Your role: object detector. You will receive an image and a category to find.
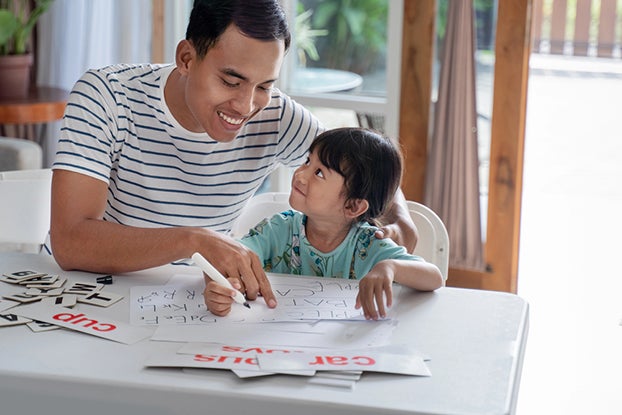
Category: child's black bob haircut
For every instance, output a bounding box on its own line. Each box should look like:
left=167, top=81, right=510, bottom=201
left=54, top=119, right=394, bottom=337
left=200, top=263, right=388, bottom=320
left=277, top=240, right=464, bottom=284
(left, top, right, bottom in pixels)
left=309, top=127, right=403, bottom=224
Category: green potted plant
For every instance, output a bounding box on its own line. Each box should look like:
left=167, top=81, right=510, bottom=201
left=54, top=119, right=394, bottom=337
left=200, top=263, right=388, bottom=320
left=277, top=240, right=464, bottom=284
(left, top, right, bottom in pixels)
left=0, top=0, right=54, bottom=99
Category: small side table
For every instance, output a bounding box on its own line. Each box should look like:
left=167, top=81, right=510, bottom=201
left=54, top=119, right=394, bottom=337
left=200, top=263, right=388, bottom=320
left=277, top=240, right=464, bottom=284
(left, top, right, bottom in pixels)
left=0, top=86, right=69, bottom=145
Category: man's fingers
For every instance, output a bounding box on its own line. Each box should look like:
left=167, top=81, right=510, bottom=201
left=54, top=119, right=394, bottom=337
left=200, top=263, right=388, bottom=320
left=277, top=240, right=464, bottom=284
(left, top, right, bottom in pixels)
left=250, top=255, right=276, bottom=308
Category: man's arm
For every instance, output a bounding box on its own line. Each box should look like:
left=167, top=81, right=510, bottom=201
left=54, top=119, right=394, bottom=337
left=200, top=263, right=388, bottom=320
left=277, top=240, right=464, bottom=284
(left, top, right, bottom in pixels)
left=374, top=188, right=419, bottom=253
left=49, top=169, right=276, bottom=305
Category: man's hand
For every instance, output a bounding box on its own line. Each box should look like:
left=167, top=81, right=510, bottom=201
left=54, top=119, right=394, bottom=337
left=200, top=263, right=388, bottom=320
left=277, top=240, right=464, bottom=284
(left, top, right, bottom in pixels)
left=199, top=231, right=277, bottom=314
left=375, top=189, right=419, bottom=253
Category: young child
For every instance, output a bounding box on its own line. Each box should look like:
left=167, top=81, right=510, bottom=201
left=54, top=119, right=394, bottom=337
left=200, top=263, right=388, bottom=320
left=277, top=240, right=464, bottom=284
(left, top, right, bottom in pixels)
left=206, top=127, right=444, bottom=319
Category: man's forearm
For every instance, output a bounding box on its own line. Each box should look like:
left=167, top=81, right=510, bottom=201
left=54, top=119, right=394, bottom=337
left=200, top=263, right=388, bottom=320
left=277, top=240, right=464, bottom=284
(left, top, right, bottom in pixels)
left=51, top=219, right=202, bottom=274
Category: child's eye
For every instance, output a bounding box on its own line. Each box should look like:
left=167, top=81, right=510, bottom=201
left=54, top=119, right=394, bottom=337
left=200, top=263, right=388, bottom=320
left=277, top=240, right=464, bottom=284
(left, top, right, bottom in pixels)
left=315, top=169, right=324, bottom=178
left=304, top=157, right=310, bottom=165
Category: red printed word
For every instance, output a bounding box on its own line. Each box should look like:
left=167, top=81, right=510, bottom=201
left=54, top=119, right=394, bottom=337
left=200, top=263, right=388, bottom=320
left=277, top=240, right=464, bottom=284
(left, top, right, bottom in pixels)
left=309, top=355, right=375, bottom=366
left=53, top=312, right=117, bottom=332
left=194, top=354, right=258, bottom=365
left=221, top=345, right=298, bottom=354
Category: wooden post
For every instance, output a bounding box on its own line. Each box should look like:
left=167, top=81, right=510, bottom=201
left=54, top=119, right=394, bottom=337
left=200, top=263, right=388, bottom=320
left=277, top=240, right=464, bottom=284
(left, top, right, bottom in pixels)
left=399, top=0, right=435, bottom=203
left=151, top=0, right=165, bottom=63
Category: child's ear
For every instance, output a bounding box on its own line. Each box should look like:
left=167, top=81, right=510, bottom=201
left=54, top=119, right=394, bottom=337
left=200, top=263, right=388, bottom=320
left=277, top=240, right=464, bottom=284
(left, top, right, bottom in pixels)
left=344, top=198, right=369, bottom=219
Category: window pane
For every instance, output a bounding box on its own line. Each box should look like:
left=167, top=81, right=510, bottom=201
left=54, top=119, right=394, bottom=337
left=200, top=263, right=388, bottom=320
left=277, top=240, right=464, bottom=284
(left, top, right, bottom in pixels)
left=288, top=0, right=389, bottom=97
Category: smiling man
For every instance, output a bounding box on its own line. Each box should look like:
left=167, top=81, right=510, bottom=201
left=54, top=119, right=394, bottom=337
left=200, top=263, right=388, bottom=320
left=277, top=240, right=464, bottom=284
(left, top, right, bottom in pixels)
left=49, top=0, right=417, bottom=310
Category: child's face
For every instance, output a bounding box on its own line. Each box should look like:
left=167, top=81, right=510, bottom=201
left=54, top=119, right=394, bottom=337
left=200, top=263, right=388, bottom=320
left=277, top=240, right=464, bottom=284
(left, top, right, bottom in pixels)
left=289, top=151, right=348, bottom=220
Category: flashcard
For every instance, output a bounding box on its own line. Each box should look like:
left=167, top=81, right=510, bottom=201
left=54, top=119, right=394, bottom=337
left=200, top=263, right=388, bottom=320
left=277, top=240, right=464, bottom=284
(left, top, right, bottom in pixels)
left=2, top=292, right=43, bottom=303
left=0, top=298, right=19, bottom=313
left=256, top=350, right=431, bottom=376
left=0, top=313, right=33, bottom=327
left=77, top=291, right=124, bottom=307
left=26, top=320, right=61, bottom=332
left=144, top=350, right=315, bottom=375
left=64, top=282, right=104, bottom=295
left=25, top=287, right=65, bottom=297
left=307, top=376, right=357, bottom=389
left=13, top=303, right=154, bottom=345
left=40, top=294, right=78, bottom=308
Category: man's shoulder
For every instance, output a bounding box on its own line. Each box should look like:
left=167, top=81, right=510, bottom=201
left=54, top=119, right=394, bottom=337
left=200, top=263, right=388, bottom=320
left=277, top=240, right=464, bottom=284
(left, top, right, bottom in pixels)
left=84, top=63, right=172, bottom=85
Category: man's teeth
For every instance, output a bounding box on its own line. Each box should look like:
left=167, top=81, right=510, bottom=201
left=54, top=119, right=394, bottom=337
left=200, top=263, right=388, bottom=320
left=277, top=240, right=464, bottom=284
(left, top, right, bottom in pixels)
left=218, top=112, right=244, bottom=125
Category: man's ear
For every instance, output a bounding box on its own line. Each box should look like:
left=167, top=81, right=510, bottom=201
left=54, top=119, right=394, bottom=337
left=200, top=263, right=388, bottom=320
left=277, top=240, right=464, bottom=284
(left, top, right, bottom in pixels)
left=175, top=40, right=195, bottom=75
left=344, top=198, right=369, bottom=220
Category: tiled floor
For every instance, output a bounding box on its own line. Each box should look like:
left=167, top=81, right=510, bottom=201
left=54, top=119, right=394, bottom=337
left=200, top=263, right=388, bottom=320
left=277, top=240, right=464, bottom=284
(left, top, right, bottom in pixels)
left=515, top=55, right=622, bottom=414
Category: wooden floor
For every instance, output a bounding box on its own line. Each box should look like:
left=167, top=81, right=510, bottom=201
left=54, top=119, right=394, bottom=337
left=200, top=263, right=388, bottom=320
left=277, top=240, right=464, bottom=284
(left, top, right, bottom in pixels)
left=515, top=54, right=622, bottom=414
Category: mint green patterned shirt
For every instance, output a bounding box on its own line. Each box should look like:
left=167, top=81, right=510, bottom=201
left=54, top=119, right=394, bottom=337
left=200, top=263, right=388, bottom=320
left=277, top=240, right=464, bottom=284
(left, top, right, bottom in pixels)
left=239, top=210, right=422, bottom=279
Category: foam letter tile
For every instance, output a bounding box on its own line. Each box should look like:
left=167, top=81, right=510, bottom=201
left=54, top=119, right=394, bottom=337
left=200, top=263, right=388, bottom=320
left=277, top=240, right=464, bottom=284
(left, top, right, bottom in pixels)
left=64, top=282, right=104, bottom=295
left=1, top=270, right=47, bottom=284
left=27, top=320, right=61, bottom=332
left=26, top=287, right=65, bottom=297
left=77, top=291, right=124, bottom=307
left=41, top=294, right=78, bottom=308
left=0, top=313, right=32, bottom=327
left=2, top=292, right=43, bottom=304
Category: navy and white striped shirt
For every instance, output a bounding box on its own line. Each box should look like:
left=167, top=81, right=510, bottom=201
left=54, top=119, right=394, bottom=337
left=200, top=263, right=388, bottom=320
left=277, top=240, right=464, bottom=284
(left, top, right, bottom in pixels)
left=53, top=64, right=322, bottom=233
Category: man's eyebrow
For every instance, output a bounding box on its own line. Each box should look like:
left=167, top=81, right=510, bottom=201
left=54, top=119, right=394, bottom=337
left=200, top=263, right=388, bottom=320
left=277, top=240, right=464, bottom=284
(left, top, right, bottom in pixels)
left=221, top=68, right=277, bottom=85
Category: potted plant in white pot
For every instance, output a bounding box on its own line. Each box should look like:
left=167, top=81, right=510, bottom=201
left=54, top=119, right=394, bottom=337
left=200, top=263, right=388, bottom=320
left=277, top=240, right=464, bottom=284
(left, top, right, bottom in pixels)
left=0, top=0, right=54, bottom=99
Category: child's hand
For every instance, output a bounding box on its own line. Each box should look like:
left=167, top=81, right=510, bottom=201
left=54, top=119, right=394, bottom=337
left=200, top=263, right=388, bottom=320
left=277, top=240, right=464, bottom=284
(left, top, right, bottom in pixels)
left=355, top=262, right=395, bottom=320
left=203, top=277, right=244, bottom=317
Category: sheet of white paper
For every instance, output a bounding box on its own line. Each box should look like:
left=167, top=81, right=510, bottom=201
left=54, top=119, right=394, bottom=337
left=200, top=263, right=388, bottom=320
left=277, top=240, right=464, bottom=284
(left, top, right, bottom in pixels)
left=152, top=319, right=397, bottom=349
left=131, top=273, right=400, bottom=326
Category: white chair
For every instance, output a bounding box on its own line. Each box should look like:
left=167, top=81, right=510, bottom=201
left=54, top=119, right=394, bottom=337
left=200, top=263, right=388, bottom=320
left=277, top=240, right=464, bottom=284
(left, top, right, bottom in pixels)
left=230, top=192, right=292, bottom=238
left=0, top=168, right=52, bottom=253
left=406, top=200, right=449, bottom=280
left=230, top=192, right=449, bottom=280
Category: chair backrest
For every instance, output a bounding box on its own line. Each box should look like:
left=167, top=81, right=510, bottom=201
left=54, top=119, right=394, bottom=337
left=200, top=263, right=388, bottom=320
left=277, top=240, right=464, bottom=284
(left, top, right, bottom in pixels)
left=230, top=192, right=292, bottom=239
left=231, top=192, right=449, bottom=279
left=406, top=200, right=449, bottom=280
left=0, top=168, right=52, bottom=247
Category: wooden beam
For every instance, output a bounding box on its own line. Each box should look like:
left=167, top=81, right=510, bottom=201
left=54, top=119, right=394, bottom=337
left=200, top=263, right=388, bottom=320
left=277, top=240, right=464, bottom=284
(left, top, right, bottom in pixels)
left=399, top=0, right=435, bottom=203
left=152, top=0, right=165, bottom=63
left=480, top=0, right=532, bottom=293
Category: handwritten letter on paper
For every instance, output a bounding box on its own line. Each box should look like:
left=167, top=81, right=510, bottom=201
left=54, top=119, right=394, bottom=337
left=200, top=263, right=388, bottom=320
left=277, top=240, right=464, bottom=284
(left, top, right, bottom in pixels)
left=130, top=274, right=377, bottom=326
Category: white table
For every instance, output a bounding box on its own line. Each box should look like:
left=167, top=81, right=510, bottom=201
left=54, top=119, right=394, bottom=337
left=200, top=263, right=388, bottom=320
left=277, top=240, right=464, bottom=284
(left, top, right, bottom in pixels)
left=0, top=253, right=528, bottom=415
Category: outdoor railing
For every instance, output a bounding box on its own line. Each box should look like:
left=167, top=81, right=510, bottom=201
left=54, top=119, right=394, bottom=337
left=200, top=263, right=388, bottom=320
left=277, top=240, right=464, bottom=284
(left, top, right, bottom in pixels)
left=532, top=0, right=622, bottom=58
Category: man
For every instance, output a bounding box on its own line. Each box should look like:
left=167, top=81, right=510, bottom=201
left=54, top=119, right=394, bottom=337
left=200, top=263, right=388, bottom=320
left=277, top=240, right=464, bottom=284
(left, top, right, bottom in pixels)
left=50, top=0, right=416, bottom=309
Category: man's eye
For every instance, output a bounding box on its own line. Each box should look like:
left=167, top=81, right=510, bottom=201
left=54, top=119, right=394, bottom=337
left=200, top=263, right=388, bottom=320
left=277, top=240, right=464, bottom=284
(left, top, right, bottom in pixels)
left=222, top=79, right=238, bottom=88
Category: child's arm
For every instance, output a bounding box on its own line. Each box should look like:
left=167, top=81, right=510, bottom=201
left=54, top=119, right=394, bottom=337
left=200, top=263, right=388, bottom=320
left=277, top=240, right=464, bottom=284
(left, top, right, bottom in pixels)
left=355, top=259, right=444, bottom=320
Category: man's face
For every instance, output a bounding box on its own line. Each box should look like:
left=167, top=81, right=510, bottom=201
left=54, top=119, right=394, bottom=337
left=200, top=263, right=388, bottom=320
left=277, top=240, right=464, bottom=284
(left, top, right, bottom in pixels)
left=180, top=25, right=285, bottom=142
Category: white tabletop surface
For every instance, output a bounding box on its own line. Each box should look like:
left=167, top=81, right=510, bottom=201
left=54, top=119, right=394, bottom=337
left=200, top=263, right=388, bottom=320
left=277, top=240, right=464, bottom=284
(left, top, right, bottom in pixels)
left=0, top=252, right=528, bottom=415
